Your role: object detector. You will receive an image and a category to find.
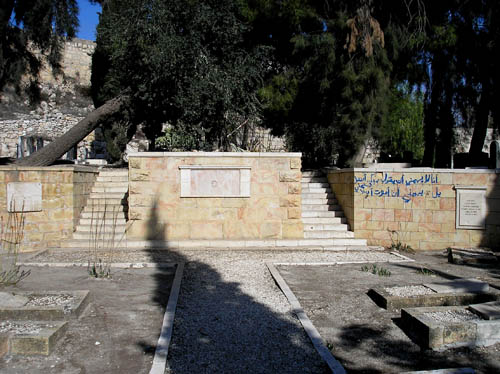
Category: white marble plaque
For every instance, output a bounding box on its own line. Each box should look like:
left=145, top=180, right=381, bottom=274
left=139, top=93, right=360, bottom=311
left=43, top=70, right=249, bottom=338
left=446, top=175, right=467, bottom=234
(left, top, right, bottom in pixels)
left=7, top=182, right=42, bottom=212
left=179, top=166, right=251, bottom=197
left=455, top=186, right=487, bottom=229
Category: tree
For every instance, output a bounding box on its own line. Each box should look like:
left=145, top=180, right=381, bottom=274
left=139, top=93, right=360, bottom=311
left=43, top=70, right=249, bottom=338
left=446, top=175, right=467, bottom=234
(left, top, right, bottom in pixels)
left=0, top=0, right=79, bottom=98
left=91, top=0, right=269, bottom=157
left=16, top=0, right=270, bottom=165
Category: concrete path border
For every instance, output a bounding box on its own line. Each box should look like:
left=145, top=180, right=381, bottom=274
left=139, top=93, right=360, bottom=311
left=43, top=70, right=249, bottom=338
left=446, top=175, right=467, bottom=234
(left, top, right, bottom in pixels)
left=18, top=262, right=176, bottom=268
left=266, top=262, right=346, bottom=374
left=149, top=262, right=185, bottom=374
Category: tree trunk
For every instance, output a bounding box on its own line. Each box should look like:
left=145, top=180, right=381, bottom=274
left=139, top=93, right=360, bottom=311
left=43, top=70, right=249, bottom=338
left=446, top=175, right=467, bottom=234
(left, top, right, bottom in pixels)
left=14, top=94, right=130, bottom=166
left=469, top=82, right=491, bottom=162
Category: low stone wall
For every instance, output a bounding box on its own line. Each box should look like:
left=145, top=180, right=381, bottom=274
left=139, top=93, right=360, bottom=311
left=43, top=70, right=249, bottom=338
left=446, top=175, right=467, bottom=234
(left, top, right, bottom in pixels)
left=0, top=166, right=97, bottom=252
left=327, top=168, right=500, bottom=250
left=127, top=152, right=303, bottom=241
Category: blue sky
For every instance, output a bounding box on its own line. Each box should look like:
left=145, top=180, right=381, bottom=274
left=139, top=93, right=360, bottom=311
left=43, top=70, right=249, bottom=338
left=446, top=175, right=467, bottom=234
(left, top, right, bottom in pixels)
left=76, top=0, right=101, bottom=41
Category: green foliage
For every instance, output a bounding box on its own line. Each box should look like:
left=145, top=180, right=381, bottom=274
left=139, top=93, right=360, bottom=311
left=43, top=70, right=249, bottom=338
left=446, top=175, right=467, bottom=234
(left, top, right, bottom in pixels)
left=361, top=264, right=391, bottom=277
left=91, top=0, right=270, bottom=156
left=388, top=230, right=415, bottom=254
left=0, top=0, right=79, bottom=98
left=378, top=84, right=424, bottom=162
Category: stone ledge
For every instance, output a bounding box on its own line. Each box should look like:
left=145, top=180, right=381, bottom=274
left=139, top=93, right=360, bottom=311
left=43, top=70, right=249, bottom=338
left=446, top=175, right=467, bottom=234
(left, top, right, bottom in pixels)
left=2, top=321, right=67, bottom=356
left=128, top=151, right=302, bottom=158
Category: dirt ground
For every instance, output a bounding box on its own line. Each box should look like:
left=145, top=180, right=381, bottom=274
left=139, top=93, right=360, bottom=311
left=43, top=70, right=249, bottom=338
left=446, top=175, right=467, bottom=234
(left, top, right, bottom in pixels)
left=0, top=265, right=175, bottom=374
left=277, top=250, right=500, bottom=374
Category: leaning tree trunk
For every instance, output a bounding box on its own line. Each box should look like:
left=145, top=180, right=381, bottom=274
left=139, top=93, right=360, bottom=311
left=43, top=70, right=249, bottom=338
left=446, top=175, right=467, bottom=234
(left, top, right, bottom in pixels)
left=15, top=94, right=130, bottom=166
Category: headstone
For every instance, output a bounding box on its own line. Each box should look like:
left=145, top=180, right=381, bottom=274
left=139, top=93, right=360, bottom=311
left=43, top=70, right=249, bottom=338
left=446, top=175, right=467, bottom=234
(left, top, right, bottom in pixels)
left=490, top=140, right=500, bottom=169
left=7, top=182, right=42, bottom=212
left=455, top=186, right=487, bottom=229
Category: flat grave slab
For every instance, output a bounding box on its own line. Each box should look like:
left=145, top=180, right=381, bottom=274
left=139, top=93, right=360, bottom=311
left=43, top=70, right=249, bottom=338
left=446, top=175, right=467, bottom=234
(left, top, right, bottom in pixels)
left=401, top=369, right=475, bottom=374
left=0, top=290, right=89, bottom=321
left=401, top=305, right=500, bottom=350
left=424, top=279, right=489, bottom=294
left=0, top=321, right=67, bottom=356
left=469, top=301, right=500, bottom=320
left=447, top=247, right=498, bottom=265
left=368, top=282, right=499, bottom=311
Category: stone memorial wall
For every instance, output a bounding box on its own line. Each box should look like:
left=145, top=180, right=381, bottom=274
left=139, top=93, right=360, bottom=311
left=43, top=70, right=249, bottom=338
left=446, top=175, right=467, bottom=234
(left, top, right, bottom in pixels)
left=327, top=168, right=500, bottom=250
left=127, top=152, right=303, bottom=241
left=0, top=166, right=97, bottom=251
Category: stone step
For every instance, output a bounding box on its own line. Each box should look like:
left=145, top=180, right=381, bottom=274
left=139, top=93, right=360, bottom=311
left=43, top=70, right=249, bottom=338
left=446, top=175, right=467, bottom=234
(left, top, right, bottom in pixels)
left=301, top=170, right=324, bottom=178
left=85, top=198, right=127, bottom=206
left=302, top=198, right=338, bottom=205
left=98, top=170, right=128, bottom=177
left=91, top=186, right=129, bottom=193
left=301, top=177, right=327, bottom=183
left=72, top=232, right=127, bottom=240
left=96, top=175, right=129, bottom=183
left=302, top=204, right=342, bottom=212
left=301, top=187, right=332, bottom=194
left=303, top=223, right=349, bottom=231
left=78, top=218, right=127, bottom=225
left=89, top=192, right=127, bottom=199
left=75, top=224, right=128, bottom=233
left=304, top=230, right=354, bottom=239
left=80, top=211, right=127, bottom=219
left=83, top=205, right=128, bottom=213
left=60, top=238, right=368, bottom=249
left=302, top=211, right=344, bottom=218
left=301, top=193, right=335, bottom=200
left=302, top=217, right=347, bottom=224
left=302, top=182, right=330, bottom=189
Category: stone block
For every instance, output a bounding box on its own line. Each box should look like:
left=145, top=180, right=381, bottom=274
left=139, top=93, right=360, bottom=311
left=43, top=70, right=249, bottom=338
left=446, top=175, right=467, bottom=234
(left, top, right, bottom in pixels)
left=395, top=209, right=412, bottom=222
left=190, top=222, right=223, bottom=239
left=290, top=158, right=301, bottom=169
left=130, top=170, right=151, bottom=181
left=363, top=197, right=385, bottom=209
left=279, top=195, right=300, bottom=207
left=166, top=223, right=190, bottom=240
left=221, top=198, right=247, bottom=208
left=366, top=221, right=384, bottom=230
left=9, top=321, right=67, bottom=356
left=440, top=198, right=455, bottom=210
left=433, top=210, right=455, bottom=224
left=355, top=208, right=372, bottom=221
left=385, top=197, right=404, bottom=209
left=279, top=171, right=301, bottom=182
left=413, top=210, right=433, bottom=223
left=287, top=207, right=301, bottom=219
left=288, top=183, right=301, bottom=194
left=260, top=221, right=282, bottom=239
left=282, top=221, right=304, bottom=239
left=425, top=198, right=440, bottom=210
left=223, top=221, right=260, bottom=239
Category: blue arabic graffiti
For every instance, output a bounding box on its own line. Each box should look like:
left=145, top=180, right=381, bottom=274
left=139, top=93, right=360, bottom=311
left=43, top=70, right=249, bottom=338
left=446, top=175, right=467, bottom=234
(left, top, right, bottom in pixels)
left=354, top=173, right=441, bottom=203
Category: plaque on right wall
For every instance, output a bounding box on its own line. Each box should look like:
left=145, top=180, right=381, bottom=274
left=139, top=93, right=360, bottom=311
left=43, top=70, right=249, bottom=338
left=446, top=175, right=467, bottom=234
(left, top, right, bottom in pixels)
left=455, top=186, right=487, bottom=230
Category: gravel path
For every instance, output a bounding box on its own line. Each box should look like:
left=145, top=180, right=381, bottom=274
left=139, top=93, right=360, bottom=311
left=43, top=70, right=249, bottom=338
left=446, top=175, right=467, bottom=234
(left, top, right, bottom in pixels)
left=23, top=249, right=408, bottom=373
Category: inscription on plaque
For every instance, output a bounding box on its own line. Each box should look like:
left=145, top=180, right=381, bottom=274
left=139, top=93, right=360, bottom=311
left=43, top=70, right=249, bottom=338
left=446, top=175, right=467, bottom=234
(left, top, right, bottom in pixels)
left=455, top=186, right=486, bottom=229
left=180, top=166, right=251, bottom=197
left=7, top=182, right=42, bottom=212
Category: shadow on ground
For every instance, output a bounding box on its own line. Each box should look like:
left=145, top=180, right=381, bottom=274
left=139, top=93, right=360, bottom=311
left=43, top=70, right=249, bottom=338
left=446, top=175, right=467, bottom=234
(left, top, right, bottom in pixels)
left=135, top=198, right=328, bottom=374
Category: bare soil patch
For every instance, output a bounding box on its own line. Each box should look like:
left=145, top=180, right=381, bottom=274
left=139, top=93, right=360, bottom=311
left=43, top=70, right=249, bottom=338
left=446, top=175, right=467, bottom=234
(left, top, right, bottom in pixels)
left=0, top=266, right=175, bottom=374
left=277, top=250, right=500, bottom=373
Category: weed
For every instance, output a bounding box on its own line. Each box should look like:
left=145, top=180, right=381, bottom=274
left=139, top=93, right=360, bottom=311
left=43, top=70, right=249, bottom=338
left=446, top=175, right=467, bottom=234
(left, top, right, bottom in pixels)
left=361, top=264, right=391, bottom=277
left=416, top=267, right=435, bottom=276
left=388, top=230, right=415, bottom=253
left=0, top=203, right=30, bottom=285
left=326, top=342, right=334, bottom=350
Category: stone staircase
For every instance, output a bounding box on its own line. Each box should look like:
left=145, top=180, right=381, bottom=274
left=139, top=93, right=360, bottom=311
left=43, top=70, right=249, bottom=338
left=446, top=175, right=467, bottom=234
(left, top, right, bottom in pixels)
left=62, top=169, right=129, bottom=248
left=301, top=170, right=367, bottom=248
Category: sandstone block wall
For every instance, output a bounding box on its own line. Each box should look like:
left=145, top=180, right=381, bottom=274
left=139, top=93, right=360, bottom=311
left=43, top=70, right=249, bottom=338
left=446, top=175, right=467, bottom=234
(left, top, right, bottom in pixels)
left=127, top=152, right=303, bottom=241
left=327, top=168, right=500, bottom=250
left=0, top=166, right=97, bottom=251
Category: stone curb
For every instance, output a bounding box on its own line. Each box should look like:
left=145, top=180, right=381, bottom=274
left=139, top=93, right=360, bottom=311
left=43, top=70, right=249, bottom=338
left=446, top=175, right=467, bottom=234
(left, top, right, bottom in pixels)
left=17, top=262, right=176, bottom=268
left=266, top=262, right=346, bottom=374
left=149, top=262, right=185, bottom=374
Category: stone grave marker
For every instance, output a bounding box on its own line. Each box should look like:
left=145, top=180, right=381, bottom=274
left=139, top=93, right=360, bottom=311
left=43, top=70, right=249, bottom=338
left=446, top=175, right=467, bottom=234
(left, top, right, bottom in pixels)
left=455, top=186, right=487, bottom=230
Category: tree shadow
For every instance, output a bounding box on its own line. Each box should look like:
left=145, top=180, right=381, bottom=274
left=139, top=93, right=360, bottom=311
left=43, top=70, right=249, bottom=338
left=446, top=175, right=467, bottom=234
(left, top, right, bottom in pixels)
left=135, top=197, right=329, bottom=373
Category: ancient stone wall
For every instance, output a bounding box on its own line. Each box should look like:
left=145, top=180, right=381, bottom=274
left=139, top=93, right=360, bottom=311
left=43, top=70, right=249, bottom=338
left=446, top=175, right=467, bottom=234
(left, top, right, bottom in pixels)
left=327, top=168, right=500, bottom=250
left=127, top=152, right=303, bottom=241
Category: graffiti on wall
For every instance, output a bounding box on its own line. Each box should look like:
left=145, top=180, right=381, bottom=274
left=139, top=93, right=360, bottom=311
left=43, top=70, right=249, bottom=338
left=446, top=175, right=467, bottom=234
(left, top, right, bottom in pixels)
left=354, top=173, right=441, bottom=203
